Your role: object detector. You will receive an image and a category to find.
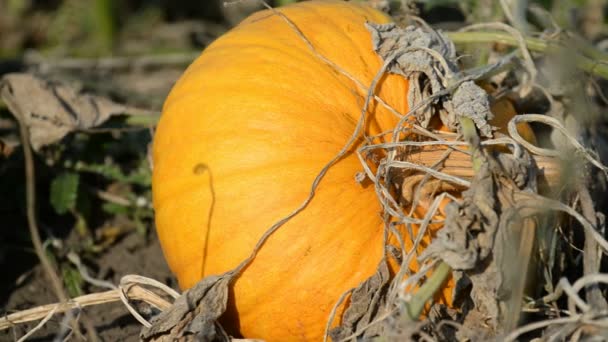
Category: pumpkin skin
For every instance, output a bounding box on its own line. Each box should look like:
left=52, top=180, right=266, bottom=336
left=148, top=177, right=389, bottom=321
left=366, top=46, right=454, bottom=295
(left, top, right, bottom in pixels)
left=153, top=1, right=527, bottom=341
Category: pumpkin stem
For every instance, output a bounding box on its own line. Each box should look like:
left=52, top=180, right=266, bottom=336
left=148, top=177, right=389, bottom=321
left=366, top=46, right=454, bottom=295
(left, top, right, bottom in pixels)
left=404, top=261, right=452, bottom=320
left=459, top=116, right=484, bottom=172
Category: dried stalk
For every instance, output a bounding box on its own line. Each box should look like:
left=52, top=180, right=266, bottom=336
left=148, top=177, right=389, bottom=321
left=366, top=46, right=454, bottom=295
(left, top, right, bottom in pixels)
left=445, top=30, right=608, bottom=79
left=0, top=276, right=176, bottom=331
left=400, top=146, right=560, bottom=186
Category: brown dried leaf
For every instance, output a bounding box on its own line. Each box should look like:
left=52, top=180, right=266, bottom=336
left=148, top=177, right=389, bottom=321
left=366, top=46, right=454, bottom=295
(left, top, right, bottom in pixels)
left=367, top=23, right=457, bottom=128
left=367, top=23, right=457, bottom=89
left=329, top=260, right=391, bottom=341
left=445, top=81, right=494, bottom=137
left=420, top=147, right=541, bottom=337
left=421, top=149, right=537, bottom=269
left=141, top=274, right=232, bottom=342
left=0, top=73, right=126, bottom=151
left=367, top=23, right=497, bottom=137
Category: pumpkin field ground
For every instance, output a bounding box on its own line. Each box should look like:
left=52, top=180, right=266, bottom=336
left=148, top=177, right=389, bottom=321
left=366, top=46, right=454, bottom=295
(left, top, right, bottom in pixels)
left=2, top=1, right=608, bottom=341
left=1, top=231, right=173, bottom=341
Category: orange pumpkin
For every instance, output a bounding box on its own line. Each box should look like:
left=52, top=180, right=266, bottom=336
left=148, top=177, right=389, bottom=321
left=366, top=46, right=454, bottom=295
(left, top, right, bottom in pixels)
left=152, top=1, right=529, bottom=341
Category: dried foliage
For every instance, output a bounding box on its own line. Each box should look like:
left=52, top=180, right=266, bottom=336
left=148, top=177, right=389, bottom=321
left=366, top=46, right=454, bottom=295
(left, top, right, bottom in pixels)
left=0, top=74, right=126, bottom=150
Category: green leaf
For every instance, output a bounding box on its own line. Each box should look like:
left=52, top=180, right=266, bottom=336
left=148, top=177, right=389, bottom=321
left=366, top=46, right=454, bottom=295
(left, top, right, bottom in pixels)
left=50, top=172, right=80, bottom=215
left=7, top=0, right=28, bottom=17
left=422, top=0, right=462, bottom=11
left=73, top=159, right=151, bottom=186
left=275, top=0, right=298, bottom=6
left=62, top=266, right=84, bottom=297
left=102, top=201, right=129, bottom=215
left=93, top=0, right=117, bottom=51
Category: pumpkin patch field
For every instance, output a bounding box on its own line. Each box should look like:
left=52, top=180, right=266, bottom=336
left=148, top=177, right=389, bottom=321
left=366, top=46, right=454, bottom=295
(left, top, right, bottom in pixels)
left=2, top=1, right=608, bottom=341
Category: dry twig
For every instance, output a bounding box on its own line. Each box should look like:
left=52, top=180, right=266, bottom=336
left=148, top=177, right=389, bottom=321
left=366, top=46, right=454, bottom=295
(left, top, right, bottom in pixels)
left=0, top=275, right=177, bottom=332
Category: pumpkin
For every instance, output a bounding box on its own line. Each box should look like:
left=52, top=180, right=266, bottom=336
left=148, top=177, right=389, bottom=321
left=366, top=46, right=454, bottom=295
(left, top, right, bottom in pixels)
left=152, top=1, right=531, bottom=341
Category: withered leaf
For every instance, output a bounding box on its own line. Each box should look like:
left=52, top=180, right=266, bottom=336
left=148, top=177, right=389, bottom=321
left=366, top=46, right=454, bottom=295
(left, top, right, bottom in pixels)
left=420, top=146, right=540, bottom=338
left=0, top=73, right=126, bottom=151
left=445, top=81, right=494, bottom=138
left=329, top=260, right=391, bottom=341
left=366, top=23, right=457, bottom=88
left=420, top=150, right=537, bottom=270
left=366, top=23, right=458, bottom=128
left=141, top=274, right=232, bottom=342
left=366, top=23, right=495, bottom=137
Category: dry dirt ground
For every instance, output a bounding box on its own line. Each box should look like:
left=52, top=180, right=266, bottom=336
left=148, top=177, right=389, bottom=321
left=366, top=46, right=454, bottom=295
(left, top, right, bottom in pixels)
left=1, top=230, right=175, bottom=341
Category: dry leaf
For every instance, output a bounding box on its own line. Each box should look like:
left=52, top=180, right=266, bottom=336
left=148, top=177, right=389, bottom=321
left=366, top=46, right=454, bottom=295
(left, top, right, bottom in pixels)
left=367, top=23, right=457, bottom=129
left=367, top=23, right=495, bottom=136
left=420, top=145, right=540, bottom=337
left=0, top=73, right=126, bottom=151
left=141, top=274, right=233, bottom=342
left=329, top=260, right=391, bottom=341
left=446, top=81, right=494, bottom=137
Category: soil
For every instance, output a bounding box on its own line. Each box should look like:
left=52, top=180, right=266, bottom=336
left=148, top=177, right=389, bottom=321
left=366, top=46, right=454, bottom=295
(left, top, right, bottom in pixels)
left=0, top=230, right=175, bottom=342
